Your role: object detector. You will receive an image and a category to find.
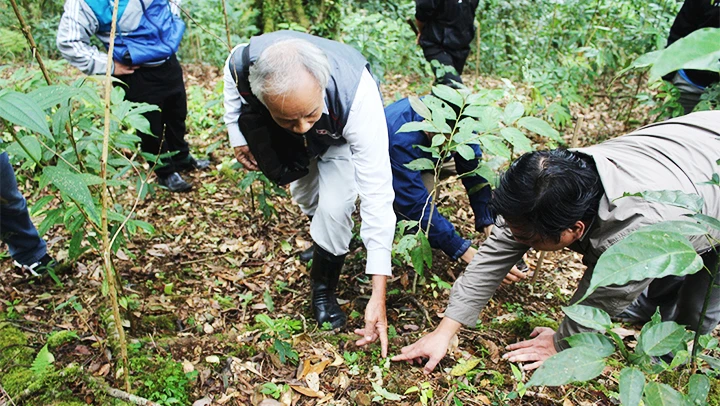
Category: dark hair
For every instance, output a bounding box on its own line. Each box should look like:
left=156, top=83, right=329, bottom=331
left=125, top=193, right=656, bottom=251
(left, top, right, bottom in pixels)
left=489, top=149, right=604, bottom=243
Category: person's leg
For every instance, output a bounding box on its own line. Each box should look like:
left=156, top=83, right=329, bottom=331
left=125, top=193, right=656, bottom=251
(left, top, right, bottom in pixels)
left=0, top=152, right=47, bottom=266
left=449, top=48, right=471, bottom=78
left=305, top=144, right=357, bottom=328
left=290, top=160, right=319, bottom=263
left=162, top=56, right=191, bottom=166
left=671, top=72, right=705, bottom=115
left=674, top=250, right=720, bottom=334
left=422, top=46, right=463, bottom=86
left=614, top=276, right=685, bottom=324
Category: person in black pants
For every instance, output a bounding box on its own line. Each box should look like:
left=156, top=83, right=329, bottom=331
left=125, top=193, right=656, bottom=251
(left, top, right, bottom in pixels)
left=56, top=0, right=210, bottom=192
left=414, top=0, right=480, bottom=87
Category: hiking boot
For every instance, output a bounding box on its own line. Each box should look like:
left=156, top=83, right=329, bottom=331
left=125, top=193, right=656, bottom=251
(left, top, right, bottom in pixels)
left=310, top=245, right=347, bottom=329
left=177, top=156, right=210, bottom=172
left=158, top=172, right=192, bottom=192
left=299, top=246, right=314, bottom=263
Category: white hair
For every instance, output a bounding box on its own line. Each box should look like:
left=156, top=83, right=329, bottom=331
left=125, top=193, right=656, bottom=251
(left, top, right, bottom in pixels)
left=248, top=38, right=331, bottom=106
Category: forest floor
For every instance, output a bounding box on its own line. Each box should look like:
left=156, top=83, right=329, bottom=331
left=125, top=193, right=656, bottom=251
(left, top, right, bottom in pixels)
left=1, top=62, right=716, bottom=406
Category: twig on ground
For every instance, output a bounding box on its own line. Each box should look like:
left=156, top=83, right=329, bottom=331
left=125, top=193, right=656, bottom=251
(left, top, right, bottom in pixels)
left=404, top=295, right=434, bottom=328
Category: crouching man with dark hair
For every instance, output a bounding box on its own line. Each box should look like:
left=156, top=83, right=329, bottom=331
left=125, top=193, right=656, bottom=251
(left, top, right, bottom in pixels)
left=392, top=111, right=720, bottom=373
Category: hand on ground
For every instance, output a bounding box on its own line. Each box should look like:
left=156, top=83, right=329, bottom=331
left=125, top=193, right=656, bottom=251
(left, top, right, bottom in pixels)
left=234, top=145, right=258, bottom=171
left=503, top=327, right=557, bottom=370
left=354, top=294, right=388, bottom=357
left=391, top=329, right=453, bottom=374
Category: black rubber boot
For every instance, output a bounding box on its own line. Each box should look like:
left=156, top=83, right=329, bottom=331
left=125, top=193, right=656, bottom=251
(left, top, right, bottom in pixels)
left=311, top=245, right=347, bottom=329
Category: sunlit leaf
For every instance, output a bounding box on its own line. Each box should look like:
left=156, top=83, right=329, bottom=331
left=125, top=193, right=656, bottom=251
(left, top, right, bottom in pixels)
left=582, top=227, right=703, bottom=300
left=31, top=344, right=55, bottom=376
left=517, top=116, right=561, bottom=141
left=409, top=95, right=431, bottom=120
left=562, top=304, right=612, bottom=331
left=455, top=144, right=476, bottom=161
left=431, top=84, right=463, bottom=107
left=500, top=127, right=533, bottom=153
left=0, top=90, right=51, bottom=138
left=396, top=121, right=438, bottom=134
left=636, top=322, right=687, bottom=356
left=431, top=134, right=446, bottom=147
left=564, top=333, right=615, bottom=357
left=526, top=347, right=605, bottom=387
left=405, top=158, right=435, bottom=171
left=618, top=367, right=644, bottom=406
left=450, top=357, right=482, bottom=376
left=502, top=102, right=524, bottom=125
left=640, top=220, right=708, bottom=236
left=622, top=190, right=703, bottom=213
left=646, top=28, right=720, bottom=81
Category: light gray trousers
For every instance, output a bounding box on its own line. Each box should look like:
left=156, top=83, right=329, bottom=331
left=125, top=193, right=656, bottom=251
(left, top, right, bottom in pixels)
left=290, top=144, right=358, bottom=256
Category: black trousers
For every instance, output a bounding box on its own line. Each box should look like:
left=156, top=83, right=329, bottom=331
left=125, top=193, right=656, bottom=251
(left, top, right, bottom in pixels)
left=422, top=45, right=470, bottom=87
left=116, top=54, right=189, bottom=176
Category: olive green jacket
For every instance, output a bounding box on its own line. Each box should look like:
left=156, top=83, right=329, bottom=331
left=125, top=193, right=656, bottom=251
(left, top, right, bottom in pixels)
left=444, top=111, right=720, bottom=351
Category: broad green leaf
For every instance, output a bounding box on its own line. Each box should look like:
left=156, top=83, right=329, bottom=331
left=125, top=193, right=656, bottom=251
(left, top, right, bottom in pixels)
left=28, top=85, right=79, bottom=111
left=582, top=228, right=702, bottom=300
left=410, top=232, right=432, bottom=276
left=642, top=382, right=685, bottom=406
left=618, top=367, right=644, bottom=406
left=450, top=357, right=482, bottom=376
left=405, top=158, right=435, bottom=171
left=69, top=229, right=85, bottom=260
left=503, top=102, right=525, bottom=125
left=30, top=195, right=55, bottom=217
left=16, top=136, right=42, bottom=163
left=517, top=116, right=561, bottom=141
left=126, top=113, right=152, bottom=134
left=562, top=305, right=612, bottom=331
left=466, top=163, right=498, bottom=186
left=641, top=220, right=708, bottom=236
left=432, top=84, right=463, bottom=107
left=425, top=95, right=457, bottom=120
left=690, top=213, right=720, bottom=233
left=42, top=166, right=100, bottom=225
left=431, top=134, right=446, bottom=147
left=699, top=354, right=720, bottom=371
left=647, top=28, right=720, bottom=81
left=687, top=374, right=710, bottom=405
left=500, top=127, right=533, bottom=153
left=396, top=121, right=437, bottom=134
left=637, top=322, right=687, bottom=356
left=455, top=144, right=476, bottom=161
left=479, top=135, right=512, bottom=160
left=526, top=347, right=605, bottom=387
left=622, top=190, right=703, bottom=213
left=669, top=350, right=689, bottom=369
left=273, top=339, right=298, bottom=364
left=408, top=95, right=431, bottom=120
left=31, top=344, right=55, bottom=376
left=0, top=90, right=51, bottom=138
left=452, top=127, right=478, bottom=145
left=564, top=333, right=615, bottom=357
left=415, top=144, right=441, bottom=159
left=263, top=290, right=275, bottom=312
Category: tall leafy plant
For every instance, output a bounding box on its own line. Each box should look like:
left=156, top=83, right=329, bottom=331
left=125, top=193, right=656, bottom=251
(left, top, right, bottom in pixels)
left=392, top=84, right=562, bottom=278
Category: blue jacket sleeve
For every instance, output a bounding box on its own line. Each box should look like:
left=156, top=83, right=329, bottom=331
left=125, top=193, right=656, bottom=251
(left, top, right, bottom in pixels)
left=454, top=144, right=493, bottom=229
left=387, top=98, right=471, bottom=260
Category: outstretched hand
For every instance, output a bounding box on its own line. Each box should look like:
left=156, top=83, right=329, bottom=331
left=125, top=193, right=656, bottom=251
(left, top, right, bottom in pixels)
left=503, top=327, right=557, bottom=370
left=355, top=293, right=388, bottom=357
left=391, top=318, right=461, bottom=374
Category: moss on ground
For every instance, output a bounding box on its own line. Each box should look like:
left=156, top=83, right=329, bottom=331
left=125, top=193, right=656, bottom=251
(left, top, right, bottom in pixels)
left=493, top=313, right=560, bottom=338
left=140, top=314, right=179, bottom=333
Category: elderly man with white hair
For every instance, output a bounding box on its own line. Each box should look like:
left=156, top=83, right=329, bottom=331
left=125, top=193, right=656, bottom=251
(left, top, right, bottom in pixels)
left=223, top=31, right=395, bottom=356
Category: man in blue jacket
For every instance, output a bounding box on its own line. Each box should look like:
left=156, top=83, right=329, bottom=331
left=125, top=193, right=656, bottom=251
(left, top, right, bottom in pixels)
left=57, top=0, right=209, bottom=192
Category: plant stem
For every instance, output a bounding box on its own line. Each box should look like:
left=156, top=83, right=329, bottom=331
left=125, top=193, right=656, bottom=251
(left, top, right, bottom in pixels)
left=691, top=254, right=719, bottom=369
left=221, top=0, right=232, bottom=52
left=101, top=0, right=130, bottom=392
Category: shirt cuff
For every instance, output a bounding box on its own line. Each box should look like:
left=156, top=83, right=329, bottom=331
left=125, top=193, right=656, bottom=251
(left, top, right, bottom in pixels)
left=450, top=239, right=472, bottom=261
left=365, top=248, right=392, bottom=276
left=228, top=124, right=247, bottom=147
